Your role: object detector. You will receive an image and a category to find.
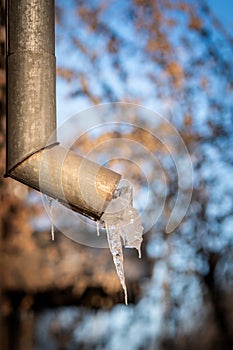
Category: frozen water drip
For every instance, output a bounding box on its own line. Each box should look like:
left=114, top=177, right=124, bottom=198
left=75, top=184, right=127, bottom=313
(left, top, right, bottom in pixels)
left=45, top=195, right=55, bottom=241
left=96, top=220, right=100, bottom=236
left=101, top=186, right=143, bottom=304
left=105, top=222, right=128, bottom=305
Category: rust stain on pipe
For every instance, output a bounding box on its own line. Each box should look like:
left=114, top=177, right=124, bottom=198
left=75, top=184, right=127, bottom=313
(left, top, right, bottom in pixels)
left=5, top=0, right=121, bottom=220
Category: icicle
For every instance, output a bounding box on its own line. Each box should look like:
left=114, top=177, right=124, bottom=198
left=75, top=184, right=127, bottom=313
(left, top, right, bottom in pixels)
left=51, top=220, right=55, bottom=241
left=105, top=223, right=128, bottom=305
left=102, top=186, right=143, bottom=254
left=96, top=220, right=100, bottom=236
left=101, top=185, right=143, bottom=304
left=138, top=248, right=141, bottom=259
left=46, top=196, right=55, bottom=241
left=121, top=206, right=143, bottom=258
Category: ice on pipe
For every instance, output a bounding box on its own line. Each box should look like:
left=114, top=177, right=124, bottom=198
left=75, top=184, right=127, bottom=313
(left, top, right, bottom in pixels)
left=45, top=195, right=55, bottom=241
left=105, top=222, right=128, bottom=305
left=101, top=186, right=143, bottom=304
left=96, top=220, right=100, bottom=236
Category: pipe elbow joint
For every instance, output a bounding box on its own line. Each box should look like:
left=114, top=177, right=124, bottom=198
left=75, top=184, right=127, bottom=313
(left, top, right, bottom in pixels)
left=6, top=145, right=121, bottom=220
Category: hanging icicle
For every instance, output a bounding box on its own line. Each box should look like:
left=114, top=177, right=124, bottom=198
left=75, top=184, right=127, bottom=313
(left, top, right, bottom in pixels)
left=45, top=195, right=55, bottom=241
left=101, top=186, right=143, bottom=304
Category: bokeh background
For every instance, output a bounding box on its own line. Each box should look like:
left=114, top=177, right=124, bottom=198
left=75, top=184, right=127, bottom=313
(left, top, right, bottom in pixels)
left=0, top=0, right=233, bottom=349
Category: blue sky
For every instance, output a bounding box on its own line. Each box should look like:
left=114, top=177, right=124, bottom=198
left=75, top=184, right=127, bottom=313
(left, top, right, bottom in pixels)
left=207, top=0, right=233, bottom=28
left=56, top=0, right=233, bottom=126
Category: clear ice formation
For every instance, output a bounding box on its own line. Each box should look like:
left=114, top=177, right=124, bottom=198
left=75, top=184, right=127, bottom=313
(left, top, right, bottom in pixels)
left=96, top=220, right=100, bottom=236
left=105, top=222, right=128, bottom=305
left=101, top=186, right=144, bottom=305
left=45, top=195, right=55, bottom=241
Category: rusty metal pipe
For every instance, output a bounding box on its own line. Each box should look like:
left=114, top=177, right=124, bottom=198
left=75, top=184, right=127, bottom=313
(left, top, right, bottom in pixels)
left=5, top=0, right=121, bottom=220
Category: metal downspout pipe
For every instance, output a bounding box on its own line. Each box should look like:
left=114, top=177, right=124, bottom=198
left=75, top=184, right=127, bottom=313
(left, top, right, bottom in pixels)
left=5, top=0, right=121, bottom=220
